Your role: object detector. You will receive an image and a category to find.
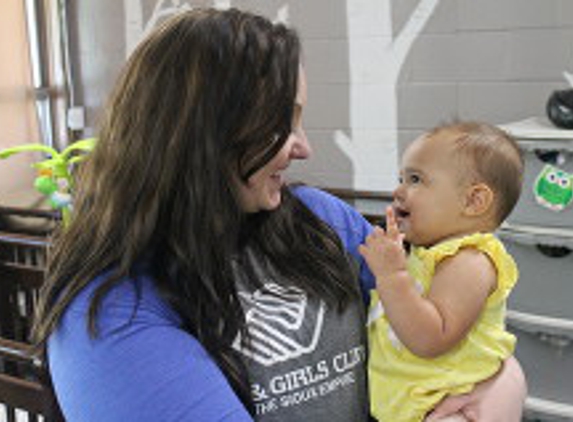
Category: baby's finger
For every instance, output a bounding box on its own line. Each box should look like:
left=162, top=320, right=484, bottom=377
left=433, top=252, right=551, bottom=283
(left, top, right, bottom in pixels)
left=373, top=225, right=386, bottom=236
left=385, top=206, right=400, bottom=240
left=366, top=225, right=385, bottom=242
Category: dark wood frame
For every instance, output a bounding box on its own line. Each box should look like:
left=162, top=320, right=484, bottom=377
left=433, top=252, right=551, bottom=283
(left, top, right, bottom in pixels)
left=0, top=207, right=64, bottom=421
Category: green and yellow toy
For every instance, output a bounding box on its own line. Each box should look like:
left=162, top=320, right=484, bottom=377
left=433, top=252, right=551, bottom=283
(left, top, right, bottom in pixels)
left=533, top=164, right=573, bottom=212
left=0, top=138, right=96, bottom=224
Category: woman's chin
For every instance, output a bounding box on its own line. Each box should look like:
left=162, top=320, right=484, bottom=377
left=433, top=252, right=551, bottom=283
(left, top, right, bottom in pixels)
left=262, top=192, right=283, bottom=211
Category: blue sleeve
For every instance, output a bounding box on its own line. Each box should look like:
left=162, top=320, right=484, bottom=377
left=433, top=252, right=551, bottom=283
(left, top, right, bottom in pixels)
left=292, top=185, right=375, bottom=302
left=48, top=275, right=253, bottom=422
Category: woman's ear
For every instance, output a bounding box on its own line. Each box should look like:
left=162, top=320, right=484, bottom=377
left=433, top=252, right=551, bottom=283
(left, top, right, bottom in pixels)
left=464, top=183, right=494, bottom=217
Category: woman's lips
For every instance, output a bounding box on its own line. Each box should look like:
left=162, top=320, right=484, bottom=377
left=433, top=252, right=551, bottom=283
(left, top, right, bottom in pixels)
left=271, top=172, right=284, bottom=186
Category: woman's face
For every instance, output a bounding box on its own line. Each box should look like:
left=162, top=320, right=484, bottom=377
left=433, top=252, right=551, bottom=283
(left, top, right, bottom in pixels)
left=236, top=67, right=311, bottom=213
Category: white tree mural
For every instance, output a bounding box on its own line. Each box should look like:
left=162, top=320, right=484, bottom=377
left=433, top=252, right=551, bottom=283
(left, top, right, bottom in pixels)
left=333, top=0, right=440, bottom=190
left=565, top=71, right=573, bottom=87
left=124, top=0, right=287, bottom=58
left=123, top=0, right=440, bottom=191
left=124, top=0, right=190, bottom=58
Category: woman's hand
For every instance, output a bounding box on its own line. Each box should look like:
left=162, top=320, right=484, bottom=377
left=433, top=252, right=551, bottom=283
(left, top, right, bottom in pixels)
left=425, top=356, right=527, bottom=421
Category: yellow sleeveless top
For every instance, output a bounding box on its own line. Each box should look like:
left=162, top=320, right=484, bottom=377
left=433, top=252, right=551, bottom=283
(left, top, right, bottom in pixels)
left=368, top=233, right=517, bottom=422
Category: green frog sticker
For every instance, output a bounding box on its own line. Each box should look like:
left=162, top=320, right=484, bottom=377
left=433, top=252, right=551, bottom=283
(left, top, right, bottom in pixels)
left=533, top=164, right=573, bottom=211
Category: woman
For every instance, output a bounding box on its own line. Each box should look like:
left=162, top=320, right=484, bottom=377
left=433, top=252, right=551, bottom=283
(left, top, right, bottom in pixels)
left=32, top=8, right=525, bottom=421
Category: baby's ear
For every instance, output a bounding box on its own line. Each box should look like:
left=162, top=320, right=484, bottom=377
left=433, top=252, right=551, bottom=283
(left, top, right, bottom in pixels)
left=464, top=183, right=494, bottom=217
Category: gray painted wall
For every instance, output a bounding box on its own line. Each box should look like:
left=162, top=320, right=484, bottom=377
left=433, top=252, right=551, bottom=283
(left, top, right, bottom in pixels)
left=67, top=0, right=573, bottom=191
left=397, top=0, right=573, bottom=157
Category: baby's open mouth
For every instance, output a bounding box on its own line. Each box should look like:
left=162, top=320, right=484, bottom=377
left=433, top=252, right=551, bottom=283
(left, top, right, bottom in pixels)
left=394, top=206, right=410, bottom=219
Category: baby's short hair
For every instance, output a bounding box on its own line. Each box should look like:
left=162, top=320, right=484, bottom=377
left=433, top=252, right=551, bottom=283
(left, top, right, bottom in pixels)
left=429, top=121, right=524, bottom=225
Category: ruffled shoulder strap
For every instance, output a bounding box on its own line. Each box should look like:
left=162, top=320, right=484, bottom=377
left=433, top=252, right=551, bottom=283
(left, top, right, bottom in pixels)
left=417, top=233, right=518, bottom=298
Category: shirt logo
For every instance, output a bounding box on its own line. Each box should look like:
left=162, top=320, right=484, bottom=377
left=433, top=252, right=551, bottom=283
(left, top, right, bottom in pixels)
left=234, top=283, right=325, bottom=366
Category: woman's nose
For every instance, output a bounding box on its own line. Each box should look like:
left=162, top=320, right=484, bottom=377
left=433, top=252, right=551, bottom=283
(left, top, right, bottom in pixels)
left=291, top=129, right=312, bottom=159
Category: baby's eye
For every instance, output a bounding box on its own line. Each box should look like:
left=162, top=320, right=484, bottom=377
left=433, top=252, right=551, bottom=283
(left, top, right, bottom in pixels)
left=408, top=174, right=421, bottom=184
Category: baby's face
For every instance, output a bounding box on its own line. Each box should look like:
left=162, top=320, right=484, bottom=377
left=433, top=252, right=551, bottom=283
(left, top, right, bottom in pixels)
left=392, top=133, right=472, bottom=247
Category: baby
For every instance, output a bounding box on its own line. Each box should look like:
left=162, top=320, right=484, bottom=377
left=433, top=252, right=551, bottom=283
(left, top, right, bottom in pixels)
left=360, top=121, right=524, bottom=421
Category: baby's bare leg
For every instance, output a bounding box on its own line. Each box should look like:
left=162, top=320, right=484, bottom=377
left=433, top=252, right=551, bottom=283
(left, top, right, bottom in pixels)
left=424, top=414, right=467, bottom=422
left=425, top=357, right=526, bottom=421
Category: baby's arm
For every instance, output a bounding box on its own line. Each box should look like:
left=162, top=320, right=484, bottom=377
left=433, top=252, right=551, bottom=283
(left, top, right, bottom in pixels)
left=359, top=207, right=496, bottom=358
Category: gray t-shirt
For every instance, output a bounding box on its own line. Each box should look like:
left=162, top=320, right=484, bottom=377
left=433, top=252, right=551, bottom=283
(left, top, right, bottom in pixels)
left=234, top=258, right=369, bottom=421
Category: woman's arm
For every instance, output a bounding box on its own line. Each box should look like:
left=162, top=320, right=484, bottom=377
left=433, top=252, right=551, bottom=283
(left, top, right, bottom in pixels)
left=48, top=275, right=253, bottom=422
left=426, top=356, right=527, bottom=421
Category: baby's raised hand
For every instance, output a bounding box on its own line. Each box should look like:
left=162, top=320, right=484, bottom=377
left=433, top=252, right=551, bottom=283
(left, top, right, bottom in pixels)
left=359, top=206, right=407, bottom=280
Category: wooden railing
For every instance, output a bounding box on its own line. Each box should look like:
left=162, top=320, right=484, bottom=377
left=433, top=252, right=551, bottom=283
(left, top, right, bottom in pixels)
left=0, top=206, right=64, bottom=421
